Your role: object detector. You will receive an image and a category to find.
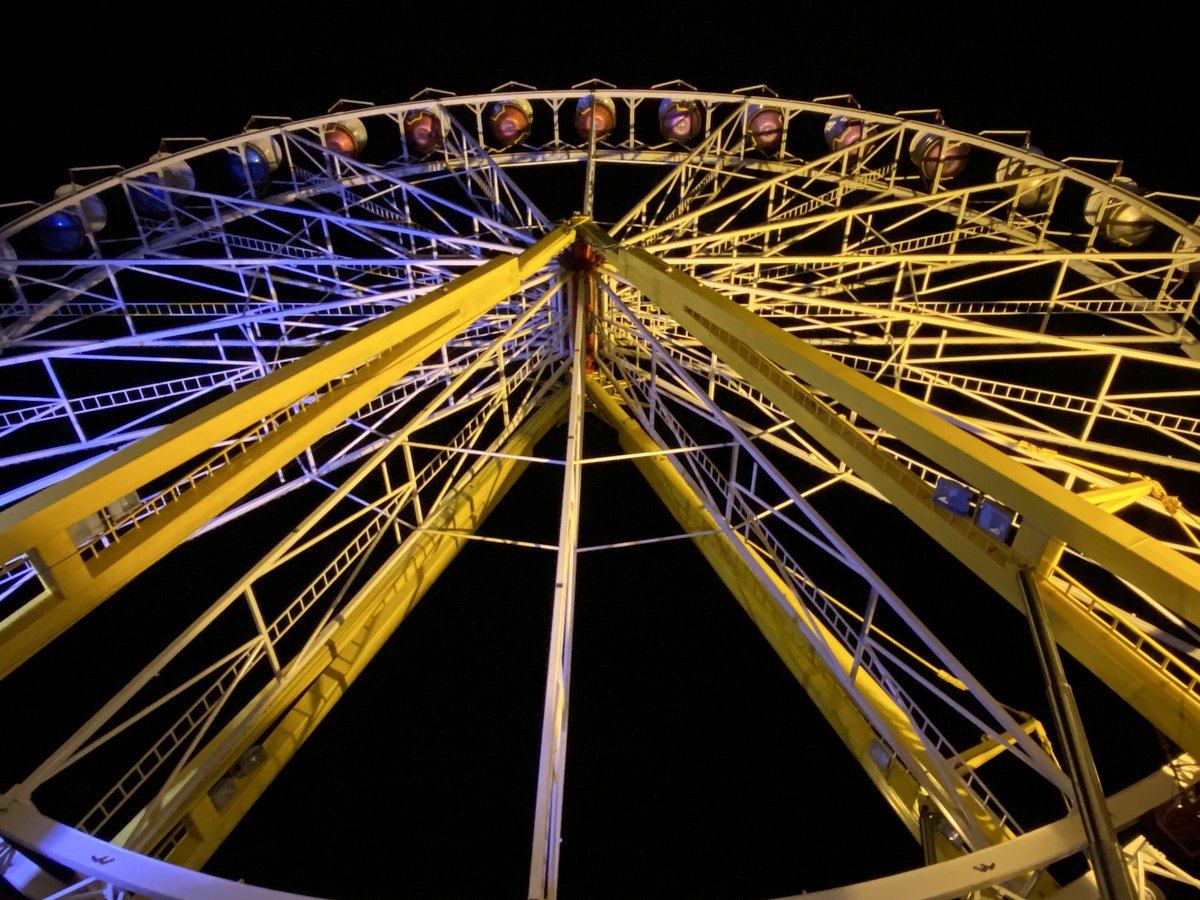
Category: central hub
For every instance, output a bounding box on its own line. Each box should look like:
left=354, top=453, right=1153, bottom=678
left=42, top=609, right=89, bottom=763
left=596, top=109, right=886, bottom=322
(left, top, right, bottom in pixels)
left=560, top=236, right=602, bottom=272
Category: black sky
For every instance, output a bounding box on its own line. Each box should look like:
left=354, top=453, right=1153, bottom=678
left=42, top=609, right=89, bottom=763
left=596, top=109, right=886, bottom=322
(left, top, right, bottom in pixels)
left=3, top=9, right=1195, bottom=205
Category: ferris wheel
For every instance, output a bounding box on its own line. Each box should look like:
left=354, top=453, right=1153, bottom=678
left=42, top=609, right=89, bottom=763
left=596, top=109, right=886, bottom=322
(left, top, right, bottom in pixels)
left=2, top=80, right=1200, bottom=899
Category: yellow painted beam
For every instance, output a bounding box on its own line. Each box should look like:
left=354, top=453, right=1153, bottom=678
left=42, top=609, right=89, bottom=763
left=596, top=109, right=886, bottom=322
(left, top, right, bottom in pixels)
left=586, top=377, right=1049, bottom=883
left=115, top=388, right=569, bottom=868
left=0, top=226, right=576, bottom=680
left=581, top=224, right=1200, bottom=759
left=1032, top=570, right=1200, bottom=752
left=1077, top=479, right=1156, bottom=514
left=580, top=221, right=1200, bottom=631
left=955, top=717, right=1053, bottom=773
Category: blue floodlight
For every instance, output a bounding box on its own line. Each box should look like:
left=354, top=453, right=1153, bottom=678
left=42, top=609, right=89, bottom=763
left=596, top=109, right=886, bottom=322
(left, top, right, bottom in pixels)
left=976, top=498, right=1016, bottom=542
left=933, top=476, right=972, bottom=515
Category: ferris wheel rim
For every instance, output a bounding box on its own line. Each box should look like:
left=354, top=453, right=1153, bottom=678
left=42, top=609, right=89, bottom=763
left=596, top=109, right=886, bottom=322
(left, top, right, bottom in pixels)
left=0, top=750, right=1188, bottom=900
left=3, top=86, right=1198, bottom=241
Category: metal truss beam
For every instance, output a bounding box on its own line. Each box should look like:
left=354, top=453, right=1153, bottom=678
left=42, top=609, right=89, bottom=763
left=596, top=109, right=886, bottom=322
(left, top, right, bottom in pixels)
left=528, top=275, right=587, bottom=900
left=0, top=797, right=314, bottom=900
left=0, top=225, right=575, bottom=680
left=113, top=388, right=569, bottom=868
left=585, top=378, right=1035, bottom=879
left=593, top=284, right=1070, bottom=794
left=579, top=222, right=1200, bottom=758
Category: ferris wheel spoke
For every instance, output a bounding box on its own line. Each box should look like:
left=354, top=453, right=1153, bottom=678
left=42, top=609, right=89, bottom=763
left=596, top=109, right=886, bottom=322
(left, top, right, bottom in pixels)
left=200, top=303, right=572, bottom=542
left=587, top=224, right=1200, bottom=750
left=115, top=390, right=569, bottom=865
left=295, top=157, right=537, bottom=252
left=662, top=185, right=1195, bottom=350
left=184, top=186, right=522, bottom=260
left=649, top=188, right=1189, bottom=334
left=589, top=388, right=1064, bottom=858
left=109, top=254, right=480, bottom=315
left=0, top=259, right=542, bottom=460
left=143, top=125, right=540, bottom=255
left=597, top=277, right=876, bottom=489
left=114, top=178, right=522, bottom=282
left=0, top=380, right=569, bottom=891
left=263, top=116, right=552, bottom=250
left=598, top=280, right=1071, bottom=784
left=2, top=230, right=499, bottom=367
left=609, top=99, right=764, bottom=239
left=0, top=364, right=258, bottom=473
left=620, top=122, right=908, bottom=247
left=586, top=372, right=1045, bottom=859
left=846, top=352, right=1200, bottom=466
left=712, top=269, right=1200, bottom=479
left=635, top=177, right=987, bottom=256
left=5, top=241, right=573, bottom=875
left=854, top=336, right=1200, bottom=476
left=527, top=274, right=587, bottom=900
left=438, top=112, right=554, bottom=233
left=595, top=301, right=852, bottom=484
left=696, top=264, right=1200, bottom=360
left=600, top=288, right=1200, bottom=552
left=679, top=248, right=1194, bottom=330
left=0, top=264, right=568, bottom=489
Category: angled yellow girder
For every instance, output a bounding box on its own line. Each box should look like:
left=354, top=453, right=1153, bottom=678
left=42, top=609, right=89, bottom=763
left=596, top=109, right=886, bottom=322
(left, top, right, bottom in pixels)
left=114, top=388, right=569, bottom=868
left=586, top=377, right=1057, bottom=888
left=1077, top=479, right=1156, bottom=514
left=954, top=716, right=1056, bottom=773
left=0, top=226, right=576, bottom=680
left=580, top=222, right=1200, bottom=759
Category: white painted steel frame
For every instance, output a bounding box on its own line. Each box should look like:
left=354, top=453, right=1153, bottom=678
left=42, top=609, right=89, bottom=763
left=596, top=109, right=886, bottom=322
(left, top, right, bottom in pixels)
left=528, top=271, right=588, bottom=900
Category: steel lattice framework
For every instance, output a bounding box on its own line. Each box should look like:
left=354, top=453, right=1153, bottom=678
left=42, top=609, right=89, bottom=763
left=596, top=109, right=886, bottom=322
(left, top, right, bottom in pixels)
left=2, top=83, right=1200, bottom=899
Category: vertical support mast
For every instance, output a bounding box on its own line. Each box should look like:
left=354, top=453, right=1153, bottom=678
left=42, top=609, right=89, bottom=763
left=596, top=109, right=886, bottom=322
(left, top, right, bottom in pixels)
left=1018, top=570, right=1138, bottom=900
left=582, top=98, right=599, bottom=221
left=528, top=252, right=591, bottom=900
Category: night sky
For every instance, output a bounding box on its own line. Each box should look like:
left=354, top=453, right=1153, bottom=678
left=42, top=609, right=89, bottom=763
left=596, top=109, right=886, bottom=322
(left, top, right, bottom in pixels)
left=2, top=9, right=1197, bottom=899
